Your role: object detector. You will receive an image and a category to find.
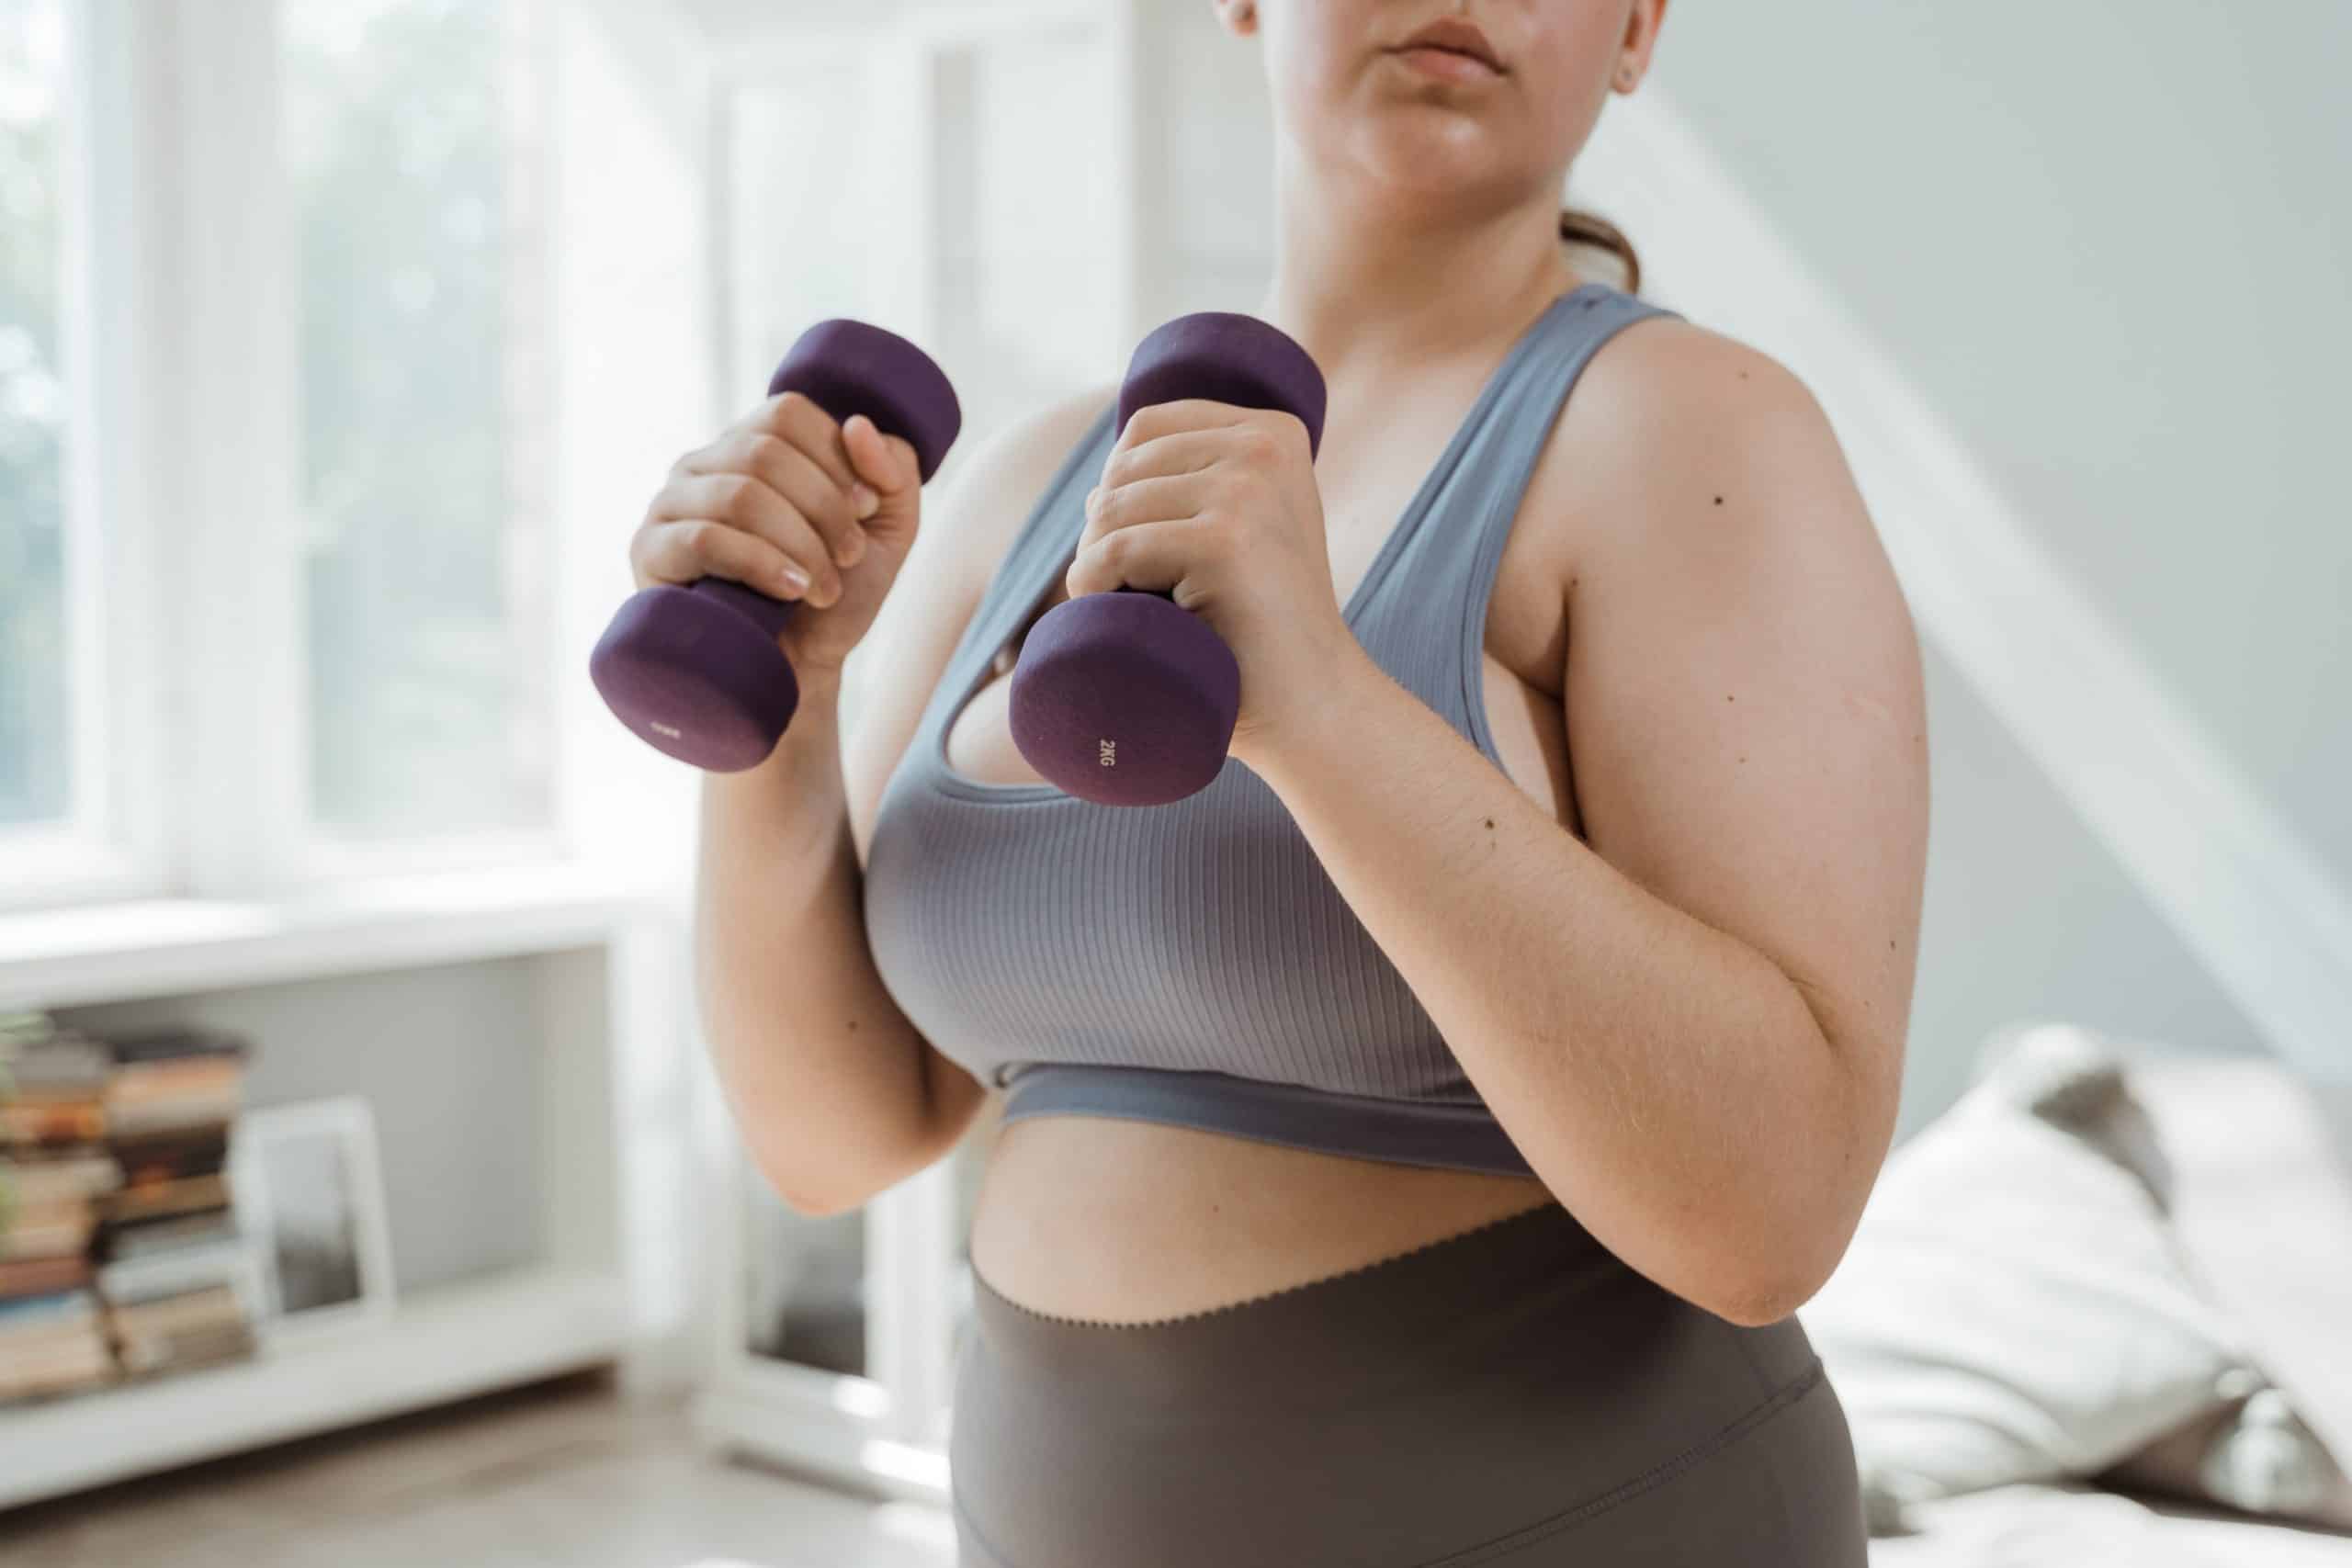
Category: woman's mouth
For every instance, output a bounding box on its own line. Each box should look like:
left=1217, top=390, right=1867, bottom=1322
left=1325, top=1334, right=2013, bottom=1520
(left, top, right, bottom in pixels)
left=1385, top=17, right=1505, bottom=85
left=1389, top=44, right=1503, bottom=84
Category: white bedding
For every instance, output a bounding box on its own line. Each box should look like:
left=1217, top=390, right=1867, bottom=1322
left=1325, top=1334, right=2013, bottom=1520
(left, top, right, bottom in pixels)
left=1870, top=1482, right=2352, bottom=1568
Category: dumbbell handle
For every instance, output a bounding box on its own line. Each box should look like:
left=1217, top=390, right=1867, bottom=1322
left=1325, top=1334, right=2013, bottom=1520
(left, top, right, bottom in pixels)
left=587, top=318, right=959, bottom=773
left=1002, top=312, right=1326, bottom=806
left=687, top=321, right=963, bottom=630
left=1102, top=312, right=1326, bottom=610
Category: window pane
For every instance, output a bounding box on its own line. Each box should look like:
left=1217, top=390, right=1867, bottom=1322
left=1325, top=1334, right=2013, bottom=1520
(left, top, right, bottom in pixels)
left=0, top=0, right=69, bottom=830
left=286, top=0, right=550, bottom=840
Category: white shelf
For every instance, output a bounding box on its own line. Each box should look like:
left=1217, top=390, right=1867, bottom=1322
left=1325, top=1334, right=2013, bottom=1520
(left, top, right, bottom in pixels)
left=0, top=1265, right=629, bottom=1510
left=0, top=863, right=663, bottom=1010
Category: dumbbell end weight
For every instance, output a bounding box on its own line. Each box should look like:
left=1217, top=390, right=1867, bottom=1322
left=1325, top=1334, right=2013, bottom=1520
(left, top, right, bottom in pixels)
left=589, top=320, right=960, bottom=772
left=589, top=578, right=801, bottom=773
left=1009, top=590, right=1241, bottom=806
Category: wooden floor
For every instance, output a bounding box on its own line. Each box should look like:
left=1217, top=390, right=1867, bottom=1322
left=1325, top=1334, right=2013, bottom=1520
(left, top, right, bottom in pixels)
left=0, top=1372, right=959, bottom=1568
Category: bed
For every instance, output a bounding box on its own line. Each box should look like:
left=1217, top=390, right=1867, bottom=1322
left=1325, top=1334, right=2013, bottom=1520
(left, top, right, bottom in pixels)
left=1803, top=1025, right=2352, bottom=1565
left=1875, top=1482, right=2352, bottom=1566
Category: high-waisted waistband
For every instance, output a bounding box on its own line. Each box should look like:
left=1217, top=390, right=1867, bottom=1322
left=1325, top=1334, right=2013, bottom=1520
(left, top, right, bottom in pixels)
left=950, top=1200, right=1864, bottom=1567
left=966, top=1200, right=1664, bottom=1407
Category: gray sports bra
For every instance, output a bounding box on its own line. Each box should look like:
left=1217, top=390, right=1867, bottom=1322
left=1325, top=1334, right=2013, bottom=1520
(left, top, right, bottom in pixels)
left=863, top=282, right=1676, bottom=1175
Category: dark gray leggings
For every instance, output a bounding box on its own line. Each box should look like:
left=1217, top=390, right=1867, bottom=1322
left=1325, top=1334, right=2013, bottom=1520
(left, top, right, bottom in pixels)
left=949, top=1199, right=1866, bottom=1566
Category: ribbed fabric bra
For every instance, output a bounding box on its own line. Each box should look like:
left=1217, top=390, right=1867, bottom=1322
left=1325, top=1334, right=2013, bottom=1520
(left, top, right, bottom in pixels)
left=862, top=282, right=1677, bottom=1176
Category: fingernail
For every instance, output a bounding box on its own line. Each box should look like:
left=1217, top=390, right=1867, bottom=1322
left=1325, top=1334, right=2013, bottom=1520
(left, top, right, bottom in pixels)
left=853, top=485, right=879, bottom=518
left=777, top=564, right=809, bottom=595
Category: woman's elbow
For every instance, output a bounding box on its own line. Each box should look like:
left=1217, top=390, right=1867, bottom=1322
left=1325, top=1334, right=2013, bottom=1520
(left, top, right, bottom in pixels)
left=1705, top=1258, right=1834, bottom=1328
left=1690, top=1197, right=1865, bottom=1327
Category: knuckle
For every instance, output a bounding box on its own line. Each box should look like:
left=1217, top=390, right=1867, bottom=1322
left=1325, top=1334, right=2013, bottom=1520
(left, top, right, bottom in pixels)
left=809, top=475, right=852, bottom=528
left=677, top=519, right=723, bottom=558
left=744, top=431, right=789, bottom=471
left=718, top=473, right=763, bottom=514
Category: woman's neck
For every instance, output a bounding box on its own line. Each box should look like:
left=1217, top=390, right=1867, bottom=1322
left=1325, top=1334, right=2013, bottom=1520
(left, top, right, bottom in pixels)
left=1258, top=152, right=1580, bottom=384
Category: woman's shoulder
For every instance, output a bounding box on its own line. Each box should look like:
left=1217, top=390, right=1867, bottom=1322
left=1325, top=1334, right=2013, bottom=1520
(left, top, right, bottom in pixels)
left=947, top=382, right=1119, bottom=509
left=1544, top=304, right=1860, bottom=549
left=919, top=381, right=1117, bottom=581
left=1575, top=304, right=1830, bottom=460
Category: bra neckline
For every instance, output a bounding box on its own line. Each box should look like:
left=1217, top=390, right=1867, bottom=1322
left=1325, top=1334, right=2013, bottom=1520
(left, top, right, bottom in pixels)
left=924, top=281, right=1607, bottom=805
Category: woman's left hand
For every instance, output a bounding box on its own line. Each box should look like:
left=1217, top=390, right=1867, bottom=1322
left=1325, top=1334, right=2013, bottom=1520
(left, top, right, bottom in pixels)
left=1069, top=397, right=1367, bottom=768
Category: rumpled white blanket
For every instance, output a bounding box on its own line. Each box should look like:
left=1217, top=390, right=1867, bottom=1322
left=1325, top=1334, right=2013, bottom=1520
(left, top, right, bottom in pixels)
left=1871, top=1481, right=2352, bottom=1568
left=1799, top=1021, right=2352, bottom=1542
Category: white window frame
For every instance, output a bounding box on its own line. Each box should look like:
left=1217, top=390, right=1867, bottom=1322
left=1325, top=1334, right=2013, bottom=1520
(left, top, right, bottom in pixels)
left=0, top=0, right=164, bottom=909
left=2, top=0, right=564, bottom=913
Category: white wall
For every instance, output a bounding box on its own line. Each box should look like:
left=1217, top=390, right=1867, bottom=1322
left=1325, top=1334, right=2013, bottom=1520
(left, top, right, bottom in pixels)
left=1641, top=2, right=2351, bottom=1119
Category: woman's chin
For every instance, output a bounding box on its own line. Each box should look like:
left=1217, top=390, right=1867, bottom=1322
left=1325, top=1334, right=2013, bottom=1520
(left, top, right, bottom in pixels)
left=1342, top=131, right=1526, bottom=207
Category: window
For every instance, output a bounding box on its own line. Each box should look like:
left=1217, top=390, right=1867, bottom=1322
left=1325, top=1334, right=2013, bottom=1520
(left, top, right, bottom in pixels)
left=1, top=0, right=564, bottom=910
left=0, top=0, right=69, bottom=833
left=287, top=0, right=552, bottom=841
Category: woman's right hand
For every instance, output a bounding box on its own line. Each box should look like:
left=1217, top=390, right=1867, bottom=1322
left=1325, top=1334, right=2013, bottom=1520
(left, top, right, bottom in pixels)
left=628, top=390, right=927, bottom=686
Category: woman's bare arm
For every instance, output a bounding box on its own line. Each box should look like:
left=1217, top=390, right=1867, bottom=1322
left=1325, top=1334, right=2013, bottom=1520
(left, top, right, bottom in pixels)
left=1248, top=321, right=1927, bottom=1323
left=695, top=386, right=1112, bottom=1215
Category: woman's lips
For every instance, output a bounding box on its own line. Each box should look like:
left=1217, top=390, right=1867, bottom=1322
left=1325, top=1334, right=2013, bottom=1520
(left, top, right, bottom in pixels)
left=1389, top=44, right=1503, bottom=84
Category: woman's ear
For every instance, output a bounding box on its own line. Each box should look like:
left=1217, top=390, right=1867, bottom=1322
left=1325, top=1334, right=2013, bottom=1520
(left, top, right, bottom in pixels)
left=1212, top=0, right=1260, bottom=39
left=1612, top=0, right=1668, bottom=94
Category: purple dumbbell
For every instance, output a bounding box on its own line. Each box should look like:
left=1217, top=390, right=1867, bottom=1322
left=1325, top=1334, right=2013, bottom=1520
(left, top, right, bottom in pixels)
left=590, top=320, right=961, bottom=772
left=1009, top=312, right=1327, bottom=807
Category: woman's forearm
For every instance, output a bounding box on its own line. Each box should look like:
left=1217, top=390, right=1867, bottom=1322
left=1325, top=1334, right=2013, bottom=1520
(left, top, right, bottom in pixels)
left=1249, top=653, right=1871, bottom=1325
left=695, top=668, right=944, bottom=1215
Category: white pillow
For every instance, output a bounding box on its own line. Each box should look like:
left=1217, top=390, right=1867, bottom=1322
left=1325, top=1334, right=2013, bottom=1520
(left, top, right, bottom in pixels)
left=2114, top=1051, right=2352, bottom=1529
left=1799, top=1028, right=2256, bottom=1518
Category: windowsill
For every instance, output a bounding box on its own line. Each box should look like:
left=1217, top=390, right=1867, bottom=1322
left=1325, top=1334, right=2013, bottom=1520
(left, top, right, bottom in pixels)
left=0, top=861, right=674, bottom=1010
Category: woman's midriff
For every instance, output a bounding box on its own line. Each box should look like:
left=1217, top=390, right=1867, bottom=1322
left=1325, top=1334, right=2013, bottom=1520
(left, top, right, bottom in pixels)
left=967, top=1119, right=1561, bottom=1325
left=957, top=513, right=1583, bottom=1326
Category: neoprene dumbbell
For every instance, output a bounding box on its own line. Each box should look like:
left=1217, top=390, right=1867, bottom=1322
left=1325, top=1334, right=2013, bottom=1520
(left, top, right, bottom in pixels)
left=1007, top=312, right=1327, bottom=807
left=590, top=320, right=962, bottom=772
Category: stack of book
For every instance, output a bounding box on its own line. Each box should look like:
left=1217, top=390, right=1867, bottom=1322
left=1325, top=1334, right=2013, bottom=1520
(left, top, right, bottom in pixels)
left=0, top=1011, right=123, bottom=1402
left=98, top=1026, right=259, bottom=1378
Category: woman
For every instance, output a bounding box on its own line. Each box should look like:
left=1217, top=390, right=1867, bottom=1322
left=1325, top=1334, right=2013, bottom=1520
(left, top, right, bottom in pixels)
left=634, top=1, right=1926, bottom=1562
